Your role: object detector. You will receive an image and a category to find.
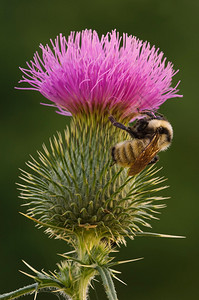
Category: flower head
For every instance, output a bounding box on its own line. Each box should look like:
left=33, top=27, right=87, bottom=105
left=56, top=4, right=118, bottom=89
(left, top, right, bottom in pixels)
left=19, top=117, right=168, bottom=244
left=18, top=29, right=181, bottom=120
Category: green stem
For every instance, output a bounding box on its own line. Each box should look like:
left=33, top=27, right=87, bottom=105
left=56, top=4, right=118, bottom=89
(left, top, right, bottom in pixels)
left=96, top=266, right=118, bottom=300
left=0, top=284, right=38, bottom=300
left=74, top=233, right=99, bottom=300
left=77, top=275, right=90, bottom=300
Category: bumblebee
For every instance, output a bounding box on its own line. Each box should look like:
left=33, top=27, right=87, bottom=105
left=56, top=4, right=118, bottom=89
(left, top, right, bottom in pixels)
left=109, top=110, right=173, bottom=176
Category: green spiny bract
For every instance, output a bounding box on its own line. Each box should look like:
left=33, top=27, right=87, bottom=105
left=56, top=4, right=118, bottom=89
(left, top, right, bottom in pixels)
left=18, top=115, right=168, bottom=245
left=20, top=242, right=115, bottom=299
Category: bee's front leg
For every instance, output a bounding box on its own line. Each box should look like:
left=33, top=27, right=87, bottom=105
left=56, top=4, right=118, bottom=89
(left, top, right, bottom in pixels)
left=108, top=116, right=139, bottom=138
left=139, top=109, right=156, bottom=119
left=108, top=116, right=130, bottom=132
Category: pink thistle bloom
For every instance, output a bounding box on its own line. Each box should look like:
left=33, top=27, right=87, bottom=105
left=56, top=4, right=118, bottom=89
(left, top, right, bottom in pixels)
left=17, top=29, right=182, bottom=119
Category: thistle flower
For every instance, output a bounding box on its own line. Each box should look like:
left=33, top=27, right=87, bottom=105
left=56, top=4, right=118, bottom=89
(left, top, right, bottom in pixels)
left=18, top=29, right=181, bottom=120
left=19, top=119, right=168, bottom=244
left=1, top=30, right=182, bottom=300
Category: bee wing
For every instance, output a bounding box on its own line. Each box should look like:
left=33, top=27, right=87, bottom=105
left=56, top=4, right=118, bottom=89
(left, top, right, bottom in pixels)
left=128, top=133, right=160, bottom=176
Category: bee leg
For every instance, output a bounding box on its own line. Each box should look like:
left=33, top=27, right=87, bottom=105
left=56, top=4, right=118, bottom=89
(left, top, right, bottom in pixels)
left=139, top=109, right=165, bottom=120
left=148, top=155, right=159, bottom=165
left=110, top=161, right=116, bottom=167
left=108, top=116, right=129, bottom=132
left=139, top=110, right=156, bottom=119
left=154, top=111, right=164, bottom=119
left=109, top=116, right=138, bottom=137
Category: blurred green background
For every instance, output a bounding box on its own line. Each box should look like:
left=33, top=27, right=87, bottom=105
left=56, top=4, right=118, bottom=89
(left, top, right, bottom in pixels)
left=1, top=0, right=198, bottom=299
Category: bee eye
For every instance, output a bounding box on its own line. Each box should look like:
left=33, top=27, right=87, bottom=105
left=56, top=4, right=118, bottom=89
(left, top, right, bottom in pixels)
left=158, top=127, right=166, bottom=134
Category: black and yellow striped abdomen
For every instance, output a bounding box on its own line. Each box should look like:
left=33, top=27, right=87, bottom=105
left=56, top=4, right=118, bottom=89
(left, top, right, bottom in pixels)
left=111, top=139, right=150, bottom=167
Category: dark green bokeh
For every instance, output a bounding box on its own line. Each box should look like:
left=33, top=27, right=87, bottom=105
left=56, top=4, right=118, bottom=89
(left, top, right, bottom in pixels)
left=1, top=0, right=198, bottom=298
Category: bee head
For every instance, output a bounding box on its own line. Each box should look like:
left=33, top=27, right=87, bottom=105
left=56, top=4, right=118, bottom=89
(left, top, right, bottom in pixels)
left=129, top=111, right=169, bottom=139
